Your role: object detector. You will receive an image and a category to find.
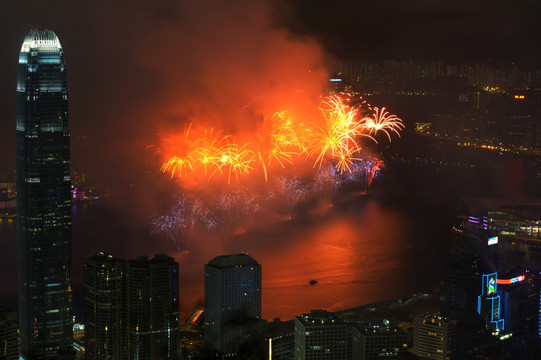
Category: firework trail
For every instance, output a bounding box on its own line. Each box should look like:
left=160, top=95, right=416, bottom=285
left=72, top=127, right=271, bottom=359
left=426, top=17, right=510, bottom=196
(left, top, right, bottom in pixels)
left=151, top=197, right=188, bottom=250
left=151, top=195, right=218, bottom=249
left=361, top=107, right=405, bottom=142
left=214, top=187, right=262, bottom=238
left=151, top=94, right=403, bottom=243
left=160, top=127, right=256, bottom=183
left=345, top=158, right=385, bottom=194
left=255, top=111, right=309, bottom=181
left=158, top=94, right=403, bottom=183
left=313, top=164, right=342, bottom=205
left=190, top=198, right=218, bottom=232
left=310, top=95, right=366, bottom=173
left=277, top=175, right=310, bottom=218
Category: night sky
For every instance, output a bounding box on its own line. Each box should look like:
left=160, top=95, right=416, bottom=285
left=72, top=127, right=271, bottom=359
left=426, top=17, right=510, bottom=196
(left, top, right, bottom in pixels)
left=1, top=0, right=541, bottom=177
left=286, top=0, right=541, bottom=65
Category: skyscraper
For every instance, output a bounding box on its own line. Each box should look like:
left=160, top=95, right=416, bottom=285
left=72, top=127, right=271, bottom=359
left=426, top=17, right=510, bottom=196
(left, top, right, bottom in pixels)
left=204, top=253, right=262, bottom=357
left=351, top=319, right=407, bottom=360
left=294, top=310, right=348, bottom=360
left=413, top=315, right=455, bottom=360
left=440, top=257, right=480, bottom=319
left=0, top=306, right=18, bottom=360
left=83, top=252, right=126, bottom=360
left=16, top=30, right=73, bottom=359
left=126, top=254, right=179, bottom=360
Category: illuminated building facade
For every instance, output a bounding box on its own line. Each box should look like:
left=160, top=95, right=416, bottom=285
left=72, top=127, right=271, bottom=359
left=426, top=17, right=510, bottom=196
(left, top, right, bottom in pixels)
left=126, top=254, right=179, bottom=360
left=83, top=252, right=126, bottom=360
left=351, top=319, right=407, bottom=360
left=498, top=272, right=541, bottom=359
left=204, top=253, right=262, bottom=357
left=477, top=273, right=504, bottom=331
left=413, top=315, right=455, bottom=360
left=16, top=29, right=73, bottom=359
left=294, top=310, right=348, bottom=360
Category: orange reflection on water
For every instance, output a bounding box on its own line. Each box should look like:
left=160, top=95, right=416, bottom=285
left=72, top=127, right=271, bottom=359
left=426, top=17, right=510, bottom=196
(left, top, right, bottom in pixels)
left=177, top=199, right=415, bottom=321
left=259, top=200, right=409, bottom=320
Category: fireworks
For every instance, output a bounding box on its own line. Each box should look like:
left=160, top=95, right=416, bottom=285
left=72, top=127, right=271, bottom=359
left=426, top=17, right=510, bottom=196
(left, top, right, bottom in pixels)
left=313, top=164, right=342, bottom=204
left=267, top=111, right=307, bottom=166
left=151, top=197, right=187, bottom=249
left=277, top=175, right=310, bottom=217
left=152, top=156, right=389, bottom=245
left=310, top=95, right=364, bottom=173
left=345, top=158, right=385, bottom=193
left=159, top=94, right=403, bottom=182
left=214, top=187, right=263, bottom=238
left=159, top=127, right=256, bottom=183
left=361, top=107, right=405, bottom=142
left=151, top=195, right=217, bottom=249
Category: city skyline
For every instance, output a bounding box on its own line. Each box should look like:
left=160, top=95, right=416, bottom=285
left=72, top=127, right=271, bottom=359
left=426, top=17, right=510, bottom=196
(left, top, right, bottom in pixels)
left=1, top=0, right=541, bottom=346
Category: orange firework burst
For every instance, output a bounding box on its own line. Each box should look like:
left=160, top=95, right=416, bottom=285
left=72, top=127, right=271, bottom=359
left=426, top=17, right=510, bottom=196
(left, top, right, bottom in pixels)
left=159, top=94, right=404, bottom=182
left=310, top=95, right=371, bottom=173
left=266, top=111, right=308, bottom=166
left=160, top=124, right=196, bottom=178
left=161, top=155, right=194, bottom=178
left=160, top=125, right=256, bottom=183
left=210, top=142, right=255, bottom=183
left=361, top=107, right=405, bottom=141
left=190, top=128, right=232, bottom=175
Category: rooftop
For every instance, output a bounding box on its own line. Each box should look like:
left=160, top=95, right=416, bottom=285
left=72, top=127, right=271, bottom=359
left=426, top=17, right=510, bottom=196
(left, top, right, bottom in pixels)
left=207, top=253, right=258, bottom=268
left=20, top=29, right=62, bottom=53
left=296, top=310, right=343, bottom=326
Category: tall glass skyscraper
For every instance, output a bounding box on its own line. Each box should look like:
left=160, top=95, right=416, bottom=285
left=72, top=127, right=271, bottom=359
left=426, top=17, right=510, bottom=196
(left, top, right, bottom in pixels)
left=126, top=254, right=179, bottom=360
left=204, top=253, right=262, bottom=357
left=84, top=253, right=125, bottom=360
left=16, top=30, right=73, bottom=359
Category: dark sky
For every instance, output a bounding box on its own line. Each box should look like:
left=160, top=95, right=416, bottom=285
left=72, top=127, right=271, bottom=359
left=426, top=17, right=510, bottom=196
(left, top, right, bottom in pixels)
left=1, top=0, right=540, bottom=209
left=286, top=0, right=541, bottom=65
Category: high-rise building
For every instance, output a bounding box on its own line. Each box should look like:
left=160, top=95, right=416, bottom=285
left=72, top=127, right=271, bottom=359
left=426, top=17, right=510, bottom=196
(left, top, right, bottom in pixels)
left=0, top=306, right=18, bottom=360
left=83, top=252, right=126, bottom=360
left=204, top=253, right=262, bottom=357
left=294, top=310, right=348, bottom=360
left=351, top=319, right=407, bottom=360
left=262, top=319, right=295, bottom=360
left=413, top=315, right=455, bottom=360
left=498, top=272, right=541, bottom=359
left=126, top=254, right=179, bottom=360
left=440, top=257, right=480, bottom=320
left=16, top=29, right=73, bottom=359
left=450, top=311, right=499, bottom=360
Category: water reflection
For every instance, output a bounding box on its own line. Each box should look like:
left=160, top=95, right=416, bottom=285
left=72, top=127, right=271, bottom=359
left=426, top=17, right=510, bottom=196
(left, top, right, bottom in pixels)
left=0, top=196, right=440, bottom=322
left=173, top=199, right=428, bottom=320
